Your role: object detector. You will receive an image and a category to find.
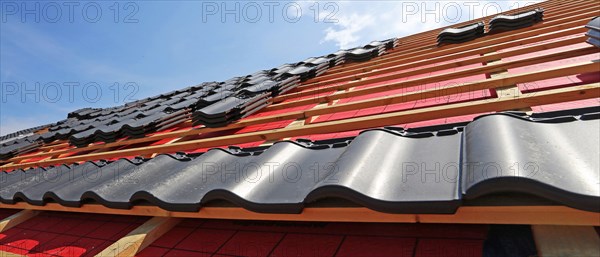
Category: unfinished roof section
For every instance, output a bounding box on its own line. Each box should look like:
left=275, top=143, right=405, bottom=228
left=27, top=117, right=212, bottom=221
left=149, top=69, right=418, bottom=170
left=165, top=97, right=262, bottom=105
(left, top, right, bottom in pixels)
left=0, top=0, right=599, bottom=221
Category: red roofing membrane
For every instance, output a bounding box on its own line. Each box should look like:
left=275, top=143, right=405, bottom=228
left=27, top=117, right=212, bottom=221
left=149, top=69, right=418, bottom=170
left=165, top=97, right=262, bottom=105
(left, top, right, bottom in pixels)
left=1, top=211, right=491, bottom=257
left=137, top=219, right=488, bottom=257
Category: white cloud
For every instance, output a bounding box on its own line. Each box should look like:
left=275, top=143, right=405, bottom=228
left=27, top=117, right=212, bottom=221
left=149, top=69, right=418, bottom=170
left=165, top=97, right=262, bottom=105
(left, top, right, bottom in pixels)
left=319, top=0, right=543, bottom=49
left=321, top=13, right=376, bottom=49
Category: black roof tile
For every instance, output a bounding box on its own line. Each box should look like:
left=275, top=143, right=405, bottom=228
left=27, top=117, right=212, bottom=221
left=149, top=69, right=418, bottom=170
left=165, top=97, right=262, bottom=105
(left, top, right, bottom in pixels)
left=0, top=140, right=41, bottom=160
left=586, top=16, right=600, bottom=31
left=586, top=17, right=600, bottom=48
left=192, top=95, right=270, bottom=128
left=1, top=110, right=598, bottom=214
left=0, top=123, right=51, bottom=144
left=2, top=33, right=403, bottom=149
left=586, top=29, right=600, bottom=40
left=437, top=22, right=485, bottom=46
left=462, top=114, right=599, bottom=211
left=586, top=37, right=600, bottom=48
left=488, top=8, right=544, bottom=34
left=438, top=22, right=485, bottom=38
left=433, top=8, right=544, bottom=47
left=489, top=8, right=544, bottom=24
left=194, top=93, right=270, bottom=118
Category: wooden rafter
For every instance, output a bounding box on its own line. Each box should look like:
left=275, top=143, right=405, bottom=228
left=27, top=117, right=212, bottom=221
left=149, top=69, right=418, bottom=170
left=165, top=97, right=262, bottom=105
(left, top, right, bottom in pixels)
left=95, top=217, right=181, bottom=257
left=487, top=53, right=533, bottom=113
left=0, top=251, right=26, bottom=257
left=0, top=210, right=39, bottom=233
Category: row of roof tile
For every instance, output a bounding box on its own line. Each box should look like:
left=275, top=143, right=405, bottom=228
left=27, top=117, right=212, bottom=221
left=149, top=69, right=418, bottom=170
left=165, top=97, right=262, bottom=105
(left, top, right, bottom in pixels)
left=0, top=137, right=43, bottom=161
left=0, top=38, right=399, bottom=156
left=489, top=8, right=544, bottom=33
left=2, top=108, right=598, bottom=213
left=437, top=8, right=544, bottom=46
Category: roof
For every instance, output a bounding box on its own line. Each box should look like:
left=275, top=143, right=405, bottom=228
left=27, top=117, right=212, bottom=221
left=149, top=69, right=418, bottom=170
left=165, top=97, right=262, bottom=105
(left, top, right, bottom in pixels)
left=1, top=0, right=598, bottom=217
left=1, top=0, right=600, bottom=256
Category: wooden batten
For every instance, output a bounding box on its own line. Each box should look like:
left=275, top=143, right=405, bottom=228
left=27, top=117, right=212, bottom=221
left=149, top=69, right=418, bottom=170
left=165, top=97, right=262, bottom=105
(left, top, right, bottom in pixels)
left=485, top=52, right=533, bottom=113
left=0, top=203, right=598, bottom=226
left=269, top=49, right=597, bottom=109
left=2, top=82, right=599, bottom=171
left=294, top=35, right=588, bottom=94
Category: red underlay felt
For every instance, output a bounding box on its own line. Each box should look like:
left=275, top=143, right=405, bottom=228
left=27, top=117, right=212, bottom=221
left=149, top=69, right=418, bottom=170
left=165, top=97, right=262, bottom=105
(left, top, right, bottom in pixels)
left=0, top=212, right=147, bottom=257
left=531, top=98, right=600, bottom=113
left=269, top=233, right=343, bottom=257
left=414, top=238, right=485, bottom=257
left=336, top=236, right=416, bottom=257
left=312, top=89, right=492, bottom=124
left=132, top=219, right=489, bottom=257
left=174, top=228, right=235, bottom=253
left=217, top=231, right=284, bottom=257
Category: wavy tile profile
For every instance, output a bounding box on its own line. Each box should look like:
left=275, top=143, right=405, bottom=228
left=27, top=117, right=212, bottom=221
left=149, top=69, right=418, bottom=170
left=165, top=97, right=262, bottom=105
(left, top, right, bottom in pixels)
left=463, top=114, right=600, bottom=212
left=488, top=8, right=544, bottom=34
left=437, top=22, right=485, bottom=46
left=586, top=16, right=600, bottom=48
left=1, top=111, right=599, bottom=214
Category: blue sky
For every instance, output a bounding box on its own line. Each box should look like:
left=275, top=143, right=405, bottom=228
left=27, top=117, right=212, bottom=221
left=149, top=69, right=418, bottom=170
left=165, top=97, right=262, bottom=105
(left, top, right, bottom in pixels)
left=0, top=0, right=539, bottom=135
